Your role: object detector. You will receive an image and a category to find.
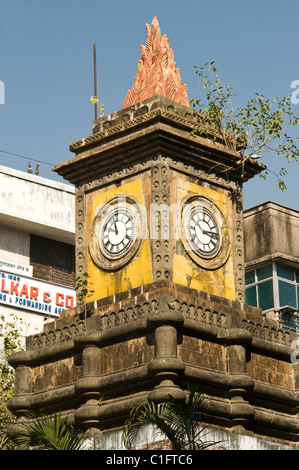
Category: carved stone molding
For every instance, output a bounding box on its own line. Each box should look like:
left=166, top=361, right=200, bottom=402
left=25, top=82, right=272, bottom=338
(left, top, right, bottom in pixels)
left=151, top=158, right=172, bottom=282
left=75, top=186, right=86, bottom=276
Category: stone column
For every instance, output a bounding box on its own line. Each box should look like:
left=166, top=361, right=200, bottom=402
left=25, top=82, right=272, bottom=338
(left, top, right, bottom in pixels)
left=147, top=298, right=186, bottom=403
left=13, top=365, right=32, bottom=420
left=75, top=344, right=102, bottom=431
left=227, top=329, right=254, bottom=431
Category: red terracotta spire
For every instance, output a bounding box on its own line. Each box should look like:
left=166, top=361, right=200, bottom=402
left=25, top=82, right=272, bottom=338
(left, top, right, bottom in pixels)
left=122, top=16, right=190, bottom=108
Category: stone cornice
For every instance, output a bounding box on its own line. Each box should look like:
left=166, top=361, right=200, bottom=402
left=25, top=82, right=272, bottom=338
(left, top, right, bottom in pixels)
left=8, top=287, right=295, bottom=367
left=53, top=96, right=265, bottom=185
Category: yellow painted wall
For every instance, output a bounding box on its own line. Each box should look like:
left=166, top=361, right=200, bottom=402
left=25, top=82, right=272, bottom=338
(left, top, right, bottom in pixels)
left=86, top=176, right=236, bottom=302
left=173, top=179, right=236, bottom=300
left=86, top=180, right=152, bottom=301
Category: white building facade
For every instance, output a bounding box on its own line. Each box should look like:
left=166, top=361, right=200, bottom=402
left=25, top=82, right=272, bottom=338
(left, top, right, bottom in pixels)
left=0, top=165, right=76, bottom=340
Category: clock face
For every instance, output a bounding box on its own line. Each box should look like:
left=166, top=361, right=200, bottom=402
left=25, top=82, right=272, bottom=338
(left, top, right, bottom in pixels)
left=100, top=208, right=136, bottom=258
left=186, top=206, right=220, bottom=258
left=182, top=196, right=230, bottom=268
left=89, top=197, right=142, bottom=270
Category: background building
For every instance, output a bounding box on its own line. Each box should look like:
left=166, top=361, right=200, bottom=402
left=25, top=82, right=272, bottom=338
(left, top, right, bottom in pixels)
left=0, top=164, right=76, bottom=340
left=244, top=201, right=299, bottom=334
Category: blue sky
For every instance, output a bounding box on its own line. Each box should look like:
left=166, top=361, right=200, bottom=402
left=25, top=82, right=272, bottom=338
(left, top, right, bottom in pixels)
left=1, top=0, right=299, bottom=210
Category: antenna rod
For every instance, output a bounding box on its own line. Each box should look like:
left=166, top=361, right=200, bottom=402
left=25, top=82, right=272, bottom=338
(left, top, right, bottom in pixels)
left=93, top=44, right=97, bottom=121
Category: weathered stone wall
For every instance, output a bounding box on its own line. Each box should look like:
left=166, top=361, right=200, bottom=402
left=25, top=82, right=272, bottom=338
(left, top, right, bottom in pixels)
left=97, top=338, right=154, bottom=375
left=8, top=281, right=299, bottom=447
left=247, top=353, right=294, bottom=389
left=32, top=357, right=82, bottom=393
left=178, top=337, right=227, bottom=372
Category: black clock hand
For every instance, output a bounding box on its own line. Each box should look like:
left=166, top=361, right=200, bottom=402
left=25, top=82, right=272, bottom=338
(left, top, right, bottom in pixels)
left=112, top=215, right=118, bottom=235
left=108, top=227, right=118, bottom=234
left=203, top=230, right=219, bottom=239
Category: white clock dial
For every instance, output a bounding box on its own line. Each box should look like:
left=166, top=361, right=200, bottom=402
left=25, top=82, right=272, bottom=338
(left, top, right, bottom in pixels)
left=181, top=195, right=230, bottom=269
left=188, top=207, right=220, bottom=256
left=100, top=209, right=136, bottom=258
left=89, top=196, right=143, bottom=270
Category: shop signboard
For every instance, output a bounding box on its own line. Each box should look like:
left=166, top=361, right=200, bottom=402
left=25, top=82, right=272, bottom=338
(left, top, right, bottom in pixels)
left=0, top=270, right=76, bottom=316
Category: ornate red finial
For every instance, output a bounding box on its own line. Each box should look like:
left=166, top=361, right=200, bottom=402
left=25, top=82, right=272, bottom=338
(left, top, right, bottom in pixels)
left=122, top=16, right=190, bottom=108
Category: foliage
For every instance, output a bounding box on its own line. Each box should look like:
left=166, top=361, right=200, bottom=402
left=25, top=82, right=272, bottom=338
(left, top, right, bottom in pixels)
left=10, top=411, right=90, bottom=450
left=74, top=272, right=95, bottom=329
left=0, top=314, right=25, bottom=449
left=190, top=62, right=299, bottom=191
left=123, top=387, right=217, bottom=450
left=90, top=96, right=105, bottom=116
left=74, top=272, right=94, bottom=303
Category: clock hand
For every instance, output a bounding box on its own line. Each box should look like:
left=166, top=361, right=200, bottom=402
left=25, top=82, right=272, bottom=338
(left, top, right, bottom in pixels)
left=107, top=220, right=119, bottom=236
left=203, top=230, right=219, bottom=239
left=112, top=216, right=118, bottom=235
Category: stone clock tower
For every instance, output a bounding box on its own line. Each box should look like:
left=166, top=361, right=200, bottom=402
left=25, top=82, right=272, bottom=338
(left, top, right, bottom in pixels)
left=8, top=18, right=299, bottom=449
left=55, top=17, right=261, bottom=306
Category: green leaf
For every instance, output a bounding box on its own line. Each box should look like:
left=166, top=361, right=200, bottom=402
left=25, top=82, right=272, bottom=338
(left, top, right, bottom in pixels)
left=11, top=411, right=91, bottom=450
left=123, top=387, right=219, bottom=450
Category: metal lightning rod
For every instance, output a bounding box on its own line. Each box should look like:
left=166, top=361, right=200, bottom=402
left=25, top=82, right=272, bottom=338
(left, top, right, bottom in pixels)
left=93, top=44, right=97, bottom=121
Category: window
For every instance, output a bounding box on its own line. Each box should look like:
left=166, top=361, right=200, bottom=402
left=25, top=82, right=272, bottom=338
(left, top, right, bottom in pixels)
left=277, top=307, right=299, bottom=334
left=245, top=261, right=299, bottom=334
left=278, top=280, right=296, bottom=308
left=276, top=262, right=299, bottom=309
left=245, top=263, right=274, bottom=311
left=245, top=285, right=257, bottom=307
left=258, top=281, right=274, bottom=311
left=30, top=234, right=75, bottom=287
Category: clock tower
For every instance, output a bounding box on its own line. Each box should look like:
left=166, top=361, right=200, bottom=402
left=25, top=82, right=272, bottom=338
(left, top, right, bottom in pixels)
left=55, top=18, right=263, bottom=307
left=52, top=13, right=265, bottom=416
left=9, top=18, right=299, bottom=450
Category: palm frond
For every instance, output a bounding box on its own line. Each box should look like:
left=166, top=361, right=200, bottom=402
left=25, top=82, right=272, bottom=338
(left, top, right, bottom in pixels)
left=123, top=401, right=172, bottom=450
left=123, top=386, right=219, bottom=450
left=11, top=411, right=88, bottom=450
